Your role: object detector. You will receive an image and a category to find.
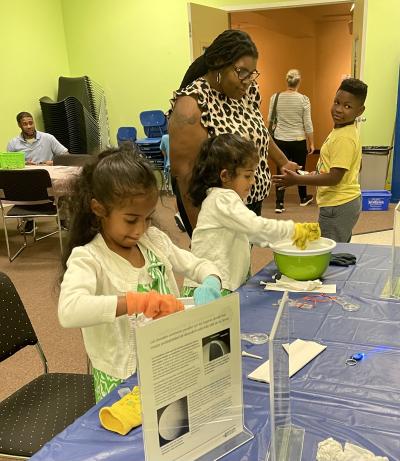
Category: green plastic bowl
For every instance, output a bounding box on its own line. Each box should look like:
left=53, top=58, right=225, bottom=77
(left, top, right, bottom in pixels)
left=270, top=237, right=336, bottom=281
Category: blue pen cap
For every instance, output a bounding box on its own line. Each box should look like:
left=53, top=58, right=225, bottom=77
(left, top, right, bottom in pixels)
left=352, top=352, right=365, bottom=361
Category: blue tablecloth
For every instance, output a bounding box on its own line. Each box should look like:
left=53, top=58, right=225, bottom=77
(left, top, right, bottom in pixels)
left=32, top=243, right=400, bottom=461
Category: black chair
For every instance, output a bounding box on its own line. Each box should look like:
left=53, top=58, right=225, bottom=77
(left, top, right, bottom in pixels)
left=0, top=272, right=95, bottom=458
left=0, top=169, right=63, bottom=261
left=53, top=153, right=94, bottom=166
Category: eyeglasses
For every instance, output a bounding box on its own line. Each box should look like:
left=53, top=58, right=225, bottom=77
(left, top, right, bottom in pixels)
left=232, top=66, right=260, bottom=82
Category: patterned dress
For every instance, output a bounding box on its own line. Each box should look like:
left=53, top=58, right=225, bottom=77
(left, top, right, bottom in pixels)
left=171, top=77, right=271, bottom=205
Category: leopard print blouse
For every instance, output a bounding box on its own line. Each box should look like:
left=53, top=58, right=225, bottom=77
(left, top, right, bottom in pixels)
left=171, top=77, right=271, bottom=205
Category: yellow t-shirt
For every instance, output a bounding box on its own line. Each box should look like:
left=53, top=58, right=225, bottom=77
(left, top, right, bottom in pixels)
left=316, top=124, right=361, bottom=207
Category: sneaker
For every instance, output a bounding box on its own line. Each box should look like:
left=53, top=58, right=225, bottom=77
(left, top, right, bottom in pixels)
left=17, top=219, right=36, bottom=234
left=300, top=195, right=313, bottom=207
left=275, top=204, right=285, bottom=214
left=174, top=213, right=186, bottom=232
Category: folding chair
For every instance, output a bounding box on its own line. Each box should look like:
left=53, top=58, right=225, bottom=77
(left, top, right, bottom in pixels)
left=0, top=169, right=63, bottom=262
left=0, top=271, right=95, bottom=458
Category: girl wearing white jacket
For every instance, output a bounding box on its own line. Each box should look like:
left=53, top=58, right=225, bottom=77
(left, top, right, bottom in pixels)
left=183, top=134, right=319, bottom=294
left=59, top=147, right=221, bottom=401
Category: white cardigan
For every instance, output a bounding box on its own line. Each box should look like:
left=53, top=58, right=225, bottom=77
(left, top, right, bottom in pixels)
left=185, top=188, right=295, bottom=291
left=59, top=227, right=220, bottom=379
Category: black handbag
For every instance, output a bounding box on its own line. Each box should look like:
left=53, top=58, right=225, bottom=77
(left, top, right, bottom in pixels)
left=268, top=92, right=280, bottom=136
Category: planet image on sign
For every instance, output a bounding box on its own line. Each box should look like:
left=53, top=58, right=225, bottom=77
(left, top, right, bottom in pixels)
left=157, top=397, right=189, bottom=447
left=202, top=328, right=231, bottom=363
left=203, top=339, right=230, bottom=362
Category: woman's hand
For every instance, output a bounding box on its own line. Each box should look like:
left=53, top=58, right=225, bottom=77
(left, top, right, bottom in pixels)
left=307, top=143, right=315, bottom=155
left=281, top=160, right=300, bottom=172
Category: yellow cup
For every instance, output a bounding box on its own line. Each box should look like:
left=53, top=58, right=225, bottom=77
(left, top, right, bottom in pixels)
left=99, top=386, right=142, bottom=435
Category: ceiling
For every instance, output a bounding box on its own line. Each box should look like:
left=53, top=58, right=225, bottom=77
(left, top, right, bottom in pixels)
left=232, top=2, right=353, bottom=39
left=258, top=3, right=353, bottom=23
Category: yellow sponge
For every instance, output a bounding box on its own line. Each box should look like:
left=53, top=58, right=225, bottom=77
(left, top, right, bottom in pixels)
left=292, top=223, right=321, bottom=250
left=99, top=386, right=142, bottom=435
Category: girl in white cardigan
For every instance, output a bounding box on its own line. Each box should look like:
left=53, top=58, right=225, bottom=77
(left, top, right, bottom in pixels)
left=183, top=134, right=319, bottom=295
left=59, top=147, right=221, bottom=401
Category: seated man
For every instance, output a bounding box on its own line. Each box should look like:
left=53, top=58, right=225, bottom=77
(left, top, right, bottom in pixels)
left=7, top=111, right=69, bottom=233
left=7, top=111, right=68, bottom=166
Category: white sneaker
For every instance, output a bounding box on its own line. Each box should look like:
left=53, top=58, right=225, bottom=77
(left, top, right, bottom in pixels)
left=300, top=195, right=313, bottom=207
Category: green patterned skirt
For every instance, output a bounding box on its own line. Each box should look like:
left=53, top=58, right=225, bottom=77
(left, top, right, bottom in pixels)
left=93, top=368, right=124, bottom=403
left=181, top=286, right=232, bottom=298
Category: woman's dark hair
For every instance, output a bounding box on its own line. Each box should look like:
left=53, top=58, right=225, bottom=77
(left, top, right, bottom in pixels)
left=188, top=133, right=259, bottom=207
left=61, top=146, right=158, bottom=273
left=179, top=29, right=258, bottom=89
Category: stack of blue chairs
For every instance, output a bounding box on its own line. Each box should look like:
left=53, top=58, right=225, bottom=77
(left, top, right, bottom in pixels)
left=117, top=127, right=137, bottom=147
left=135, top=110, right=167, bottom=170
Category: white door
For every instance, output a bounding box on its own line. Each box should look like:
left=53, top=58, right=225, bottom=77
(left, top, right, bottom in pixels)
left=352, top=0, right=366, bottom=78
left=188, top=3, right=230, bottom=61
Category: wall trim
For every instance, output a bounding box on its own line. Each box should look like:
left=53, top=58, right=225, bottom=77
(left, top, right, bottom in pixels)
left=222, top=0, right=351, bottom=13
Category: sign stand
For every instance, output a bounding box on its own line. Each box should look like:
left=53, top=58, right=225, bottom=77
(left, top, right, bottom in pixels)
left=267, top=291, right=304, bottom=461
left=135, top=293, right=253, bottom=461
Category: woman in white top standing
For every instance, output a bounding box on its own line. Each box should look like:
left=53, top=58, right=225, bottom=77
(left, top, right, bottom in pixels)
left=268, top=69, right=315, bottom=213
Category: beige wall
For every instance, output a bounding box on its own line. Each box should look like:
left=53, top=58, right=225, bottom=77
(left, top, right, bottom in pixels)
left=314, top=20, right=352, bottom=146
left=231, top=10, right=352, bottom=149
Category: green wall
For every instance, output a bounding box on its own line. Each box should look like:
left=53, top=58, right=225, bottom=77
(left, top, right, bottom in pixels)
left=0, top=0, right=69, bottom=149
left=362, top=0, right=400, bottom=146
left=2, top=0, right=399, bottom=149
left=61, top=0, right=192, bottom=142
left=60, top=0, right=307, bottom=142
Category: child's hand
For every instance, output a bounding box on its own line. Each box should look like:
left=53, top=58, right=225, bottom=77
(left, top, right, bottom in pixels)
left=194, top=276, right=221, bottom=305
left=272, top=168, right=301, bottom=188
left=126, top=292, right=184, bottom=319
left=155, top=294, right=184, bottom=319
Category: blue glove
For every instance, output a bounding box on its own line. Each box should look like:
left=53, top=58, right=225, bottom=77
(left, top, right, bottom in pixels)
left=194, top=276, right=221, bottom=305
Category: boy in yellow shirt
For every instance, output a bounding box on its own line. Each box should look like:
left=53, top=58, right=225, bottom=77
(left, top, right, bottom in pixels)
left=272, top=78, right=368, bottom=242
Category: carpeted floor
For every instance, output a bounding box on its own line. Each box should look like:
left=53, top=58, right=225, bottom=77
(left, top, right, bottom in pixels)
left=351, top=229, right=393, bottom=245
left=0, top=189, right=395, bottom=405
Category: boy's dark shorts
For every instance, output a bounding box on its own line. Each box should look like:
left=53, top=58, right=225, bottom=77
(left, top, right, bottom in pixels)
left=319, top=196, right=361, bottom=243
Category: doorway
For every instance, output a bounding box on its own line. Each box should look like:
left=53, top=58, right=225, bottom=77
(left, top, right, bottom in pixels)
left=231, top=3, right=353, bottom=150
left=189, top=1, right=364, bottom=151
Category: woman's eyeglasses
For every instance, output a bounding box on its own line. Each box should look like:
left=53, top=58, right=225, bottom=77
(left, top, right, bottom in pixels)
left=232, top=66, right=260, bottom=82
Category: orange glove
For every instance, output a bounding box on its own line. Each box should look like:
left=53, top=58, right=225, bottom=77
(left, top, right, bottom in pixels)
left=126, top=291, right=184, bottom=319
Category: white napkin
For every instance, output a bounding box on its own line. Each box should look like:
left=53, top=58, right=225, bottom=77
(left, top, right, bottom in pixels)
left=261, top=275, right=336, bottom=293
left=316, top=437, right=389, bottom=461
left=248, top=339, right=326, bottom=383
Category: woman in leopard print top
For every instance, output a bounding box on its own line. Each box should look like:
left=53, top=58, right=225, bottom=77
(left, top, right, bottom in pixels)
left=169, top=29, right=299, bottom=237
